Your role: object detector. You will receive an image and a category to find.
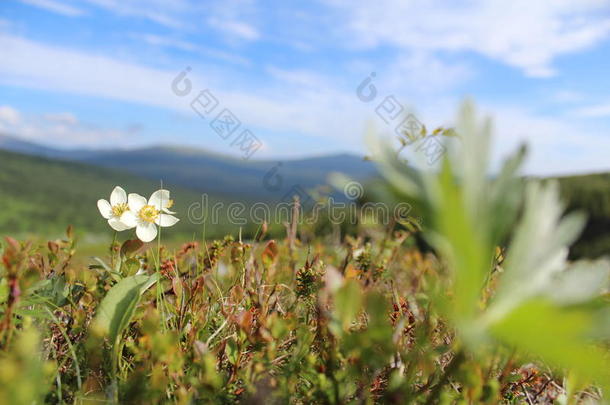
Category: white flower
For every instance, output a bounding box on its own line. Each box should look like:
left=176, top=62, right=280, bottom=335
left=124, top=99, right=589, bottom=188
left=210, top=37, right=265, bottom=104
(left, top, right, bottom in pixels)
left=150, top=189, right=177, bottom=214
left=122, top=189, right=179, bottom=242
left=97, top=186, right=135, bottom=231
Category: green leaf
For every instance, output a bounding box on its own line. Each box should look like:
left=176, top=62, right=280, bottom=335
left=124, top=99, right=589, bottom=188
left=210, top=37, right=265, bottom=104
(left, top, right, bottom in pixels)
left=430, top=161, right=492, bottom=325
left=490, top=298, right=610, bottom=390
left=225, top=337, right=239, bottom=365
left=333, top=279, right=363, bottom=332
left=93, top=274, right=159, bottom=346
left=0, top=278, right=9, bottom=303
left=123, top=258, right=141, bottom=276
left=487, top=144, right=526, bottom=245
left=453, top=99, right=491, bottom=220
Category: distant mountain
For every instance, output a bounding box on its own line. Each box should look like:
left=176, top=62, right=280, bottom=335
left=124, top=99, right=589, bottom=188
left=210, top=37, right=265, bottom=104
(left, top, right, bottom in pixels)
left=0, top=134, right=60, bottom=157
left=0, top=135, right=378, bottom=202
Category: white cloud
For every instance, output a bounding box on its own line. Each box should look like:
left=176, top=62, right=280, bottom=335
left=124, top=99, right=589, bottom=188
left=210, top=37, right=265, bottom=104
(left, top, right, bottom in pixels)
left=207, top=17, right=260, bottom=41
left=0, top=34, right=366, bottom=143
left=19, top=0, right=86, bottom=17
left=552, top=90, right=585, bottom=104
left=1, top=33, right=609, bottom=174
left=382, top=52, right=473, bottom=95
left=131, top=33, right=251, bottom=66
left=43, top=112, right=78, bottom=125
left=475, top=104, right=610, bottom=175
left=81, top=0, right=188, bottom=29
left=266, top=66, right=334, bottom=88
left=574, top=102, right=610, bottom=117
left=0, top=34, right=187, bottom=109
left=324, top=0, right=610, bottom=77
left=133, top=33, right=197, bottom=52
left=0, top=105, right=131, bottom=147
left=0, top=105, right=22, bottom=126
left=19, top=0, right=609, bottom=80
left=79, top=0, right=260, bottom=36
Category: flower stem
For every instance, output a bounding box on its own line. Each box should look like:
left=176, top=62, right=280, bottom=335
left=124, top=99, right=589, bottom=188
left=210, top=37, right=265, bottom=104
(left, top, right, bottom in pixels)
left=156, top=181, right=167, bottom=332
left=110, top=231, right=117, bottom=269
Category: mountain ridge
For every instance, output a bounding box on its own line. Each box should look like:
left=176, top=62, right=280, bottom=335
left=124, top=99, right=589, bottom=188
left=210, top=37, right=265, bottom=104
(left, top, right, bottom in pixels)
left=0, top=134, right=378, bottom=201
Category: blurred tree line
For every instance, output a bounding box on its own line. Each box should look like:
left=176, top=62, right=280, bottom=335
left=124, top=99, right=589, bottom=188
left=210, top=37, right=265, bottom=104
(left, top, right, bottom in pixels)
left=559, top=173, right=610, bottom=259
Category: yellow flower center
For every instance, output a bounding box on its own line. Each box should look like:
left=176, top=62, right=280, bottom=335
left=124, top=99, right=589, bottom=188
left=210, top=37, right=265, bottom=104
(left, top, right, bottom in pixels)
left=139, top=205, right=160, bottom=223
left=111, top=203, right=129, bottom=217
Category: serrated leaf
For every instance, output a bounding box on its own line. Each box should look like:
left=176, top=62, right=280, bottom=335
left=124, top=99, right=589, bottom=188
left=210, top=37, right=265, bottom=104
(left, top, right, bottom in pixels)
left=543, top=260, right=610, bottom=305
left=492, top=181, right=587, bottom=317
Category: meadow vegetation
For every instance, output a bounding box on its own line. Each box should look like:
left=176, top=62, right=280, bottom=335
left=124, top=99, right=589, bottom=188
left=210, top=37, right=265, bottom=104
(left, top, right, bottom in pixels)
left=0, top=102, right=609, bottom=404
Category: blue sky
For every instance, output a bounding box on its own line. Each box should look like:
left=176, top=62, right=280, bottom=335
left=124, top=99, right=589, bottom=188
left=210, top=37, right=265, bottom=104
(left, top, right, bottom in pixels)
left=1, top=0, right=610, bottom=175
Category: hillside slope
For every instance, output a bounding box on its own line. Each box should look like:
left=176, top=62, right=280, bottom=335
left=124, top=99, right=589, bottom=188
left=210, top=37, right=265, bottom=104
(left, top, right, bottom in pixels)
left=0, top=149, right=241, bottom=239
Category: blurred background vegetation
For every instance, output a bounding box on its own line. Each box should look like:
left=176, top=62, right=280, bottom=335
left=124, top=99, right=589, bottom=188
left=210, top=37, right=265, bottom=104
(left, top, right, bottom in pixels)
left=1, top=142, right=608, bottom=259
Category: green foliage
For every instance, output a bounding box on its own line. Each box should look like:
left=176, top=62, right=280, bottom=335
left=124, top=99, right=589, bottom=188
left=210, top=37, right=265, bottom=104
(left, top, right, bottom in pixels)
left=491, top=298, right=610, bottom=385
left=373, top=99, right=610, bottom=395
left=0, top=102, right=609, bottom=404
left=93, top=274, right=159, bottom=348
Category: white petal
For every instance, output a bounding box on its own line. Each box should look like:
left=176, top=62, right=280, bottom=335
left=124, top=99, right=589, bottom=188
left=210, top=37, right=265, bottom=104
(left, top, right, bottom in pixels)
left=110, top=186, right=127, bottom=206
left=119, top=211, right=138, bottom=229
left=148, top=189, right=170, bottom=210
left=128, top=193, right=147, bottom=213
left=162, top=207, right=177, bottom=215
left=97, top=199, right=112, bottom=219
left=136, top=222, right=158, bottom=242
left=108, top=218, right=130, bottom=231
left=155, top=214, right=179, bottom=227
